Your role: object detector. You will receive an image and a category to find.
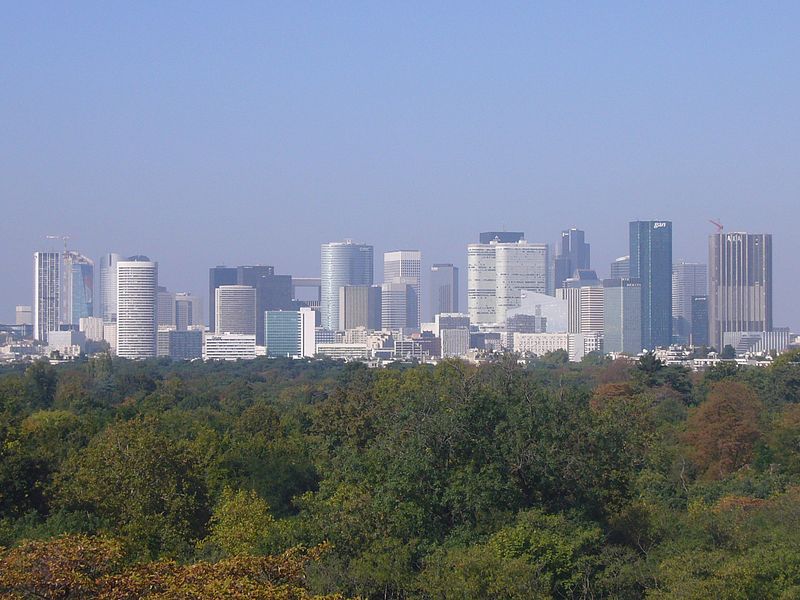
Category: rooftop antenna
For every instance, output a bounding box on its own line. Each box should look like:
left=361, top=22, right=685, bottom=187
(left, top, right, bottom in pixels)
left=45, top=234, right=70, bottom=254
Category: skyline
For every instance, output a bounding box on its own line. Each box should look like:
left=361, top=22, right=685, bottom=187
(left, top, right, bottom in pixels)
left=3, top=4, right=799, bottom=328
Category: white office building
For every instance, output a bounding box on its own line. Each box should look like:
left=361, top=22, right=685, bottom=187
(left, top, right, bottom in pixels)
left=215, top=285, right=256, bottom=335
left=320, top=241, right=374, bottom=331
left=116, top=256, right=158, bottom=358
left=467, top=243, right=497, bottom=324
left=98, top=253, right=122, bottom=323
left=384, top=250, right=421, bottom=328
left=672, top=261, right=707, bottom=344
left=495, top=242, right=549, bottom=324
left=381, top=281, right=418, bottom=332
left=34, top=252, right=60, bottom=342
left=203, top=333, right=257, bottom=360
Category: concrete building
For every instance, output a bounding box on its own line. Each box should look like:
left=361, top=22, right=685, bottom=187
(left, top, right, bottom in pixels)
left=381, top=281, right=418, bottom=332
left=98, top=253, right=121, bottom=323
left=157, top=287, right=176, bottom=327
left=203, top=333, right=256, bottom=360
left=603, top=278, right=642, bottom=355
left=339, top=285, right=382, bottom=331
left=208, top=266, right=238, bottom=332
left=630, top=221, right=672, bottom=349
left=215, top=285, right=256, bottom=335
left=15, top=305, right=32, bottom=326
left=47, top=330, right=86, bottom=357
left=554, top=228, right=591, bottom=289
left=513, top=332, right=570, bottom=356
left=709, top=232, right=772, bottom=350
left=321, top=241, right=374, bottom=331
left=174, top=292, right=202, bottom=330
left=264, top=308, right=316, bottom=358
left=430, top=263, right=459, bottom=320
left=495, top=242, right=549, bottom=324
left=34, top=252, right=60, bottom=342
left=672, top=261, right=707, bottom=344
left=384, top=250, right=421, bottom=328
left=508, top=290, right=568, bottom=333
left=556, top=270, right=604, bottom=335
left=467, top=242, right=497, bottom=324
left=116, top=256, right=158, bottom=359
left=315, top=343, right=370, bottom=361
left=79, top=316, right=105, bottom=341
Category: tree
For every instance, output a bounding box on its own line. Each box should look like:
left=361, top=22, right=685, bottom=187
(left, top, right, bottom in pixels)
left=684, top=381, right=762, bottom=480
left=201, top=488, right=275, bottom=557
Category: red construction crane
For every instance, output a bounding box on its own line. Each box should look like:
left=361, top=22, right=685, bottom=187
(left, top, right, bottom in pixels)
left=708, top=219, right=723, bottom=233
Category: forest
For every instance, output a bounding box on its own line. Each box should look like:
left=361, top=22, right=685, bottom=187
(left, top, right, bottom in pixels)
left=1, top=350, right=800, bottom=599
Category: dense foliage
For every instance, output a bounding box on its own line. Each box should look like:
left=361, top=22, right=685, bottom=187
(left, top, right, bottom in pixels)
left=2, top=351, right=800, bottom=598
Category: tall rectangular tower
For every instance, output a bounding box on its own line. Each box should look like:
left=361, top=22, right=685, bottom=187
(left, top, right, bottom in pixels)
left=384, top=250, right=421, bottom=329
left=554, top=228, right=591, bottom=289
left=209, top=266, right=237, bottom=332
left=430, top=263, right=459, bottom=320
left=494, top=241, right=549, bottom=324
left=629, top=221, right=672, bottom=349
left=34, top=252, right=60, bottom=342
left=116, top=256, right=158, bottom=358
left=603, top=278, right=642, bottom=355
left=708, top=232, right=772, bottom=350
left=672, top=261, right=707, bottom=344
left=320, top=241, right=374, bottom=331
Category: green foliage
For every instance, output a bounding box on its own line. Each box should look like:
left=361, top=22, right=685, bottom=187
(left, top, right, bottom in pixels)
left=201, top=488, right=275, bottom=557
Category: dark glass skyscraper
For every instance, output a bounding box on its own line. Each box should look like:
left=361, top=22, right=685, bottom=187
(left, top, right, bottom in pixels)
left=554, top=228, right=590, bottom=289
left=430, top=263, right=459, bottom=319
left=629, top=220, right=673, bottom=349
left=208, top=266, right=237, bottom=332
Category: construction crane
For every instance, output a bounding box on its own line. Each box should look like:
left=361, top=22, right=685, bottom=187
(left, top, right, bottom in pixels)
left=708, top=219, right=723, bottom=233
left=45, top=235, right=70, bottom=254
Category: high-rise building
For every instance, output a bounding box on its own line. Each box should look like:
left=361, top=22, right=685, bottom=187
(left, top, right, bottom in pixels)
left=672, top=261, right=707, bottom=344
left=62, top=252, right=93, bottom=326
left=630, top=221, right=672, bottom=349
left=467, top=243, right=497, bottom=324
left=320, top=241, right=374, bottom=331
left=430, top=264, right=459, bottom=319
left=554, top=228, right=590, bottom=289
left=208, top=266, right=238, bottom=332
left=494, top=241, right=549, bottom=324
left=15, top=305, right=32, bottom=326
left=264, top=308, right=316, bottom=358
left=215, top=285, right=256, bottom=336
left=157, top=287, right=176, bottom=327
left=479, top=231, right=525, bottom=244
left=384, top=251, right=421, bottom=328
left=236, top=266, right=293, bottom=345
left=556, top=271, right=604, bottom=335
left=691, top=296, right=709, bottom=347
left=381, top=281, right=418, bottom=332
left=98, top=253, right=121, bottom=323
left=116, top=256, right=158, bottom=358
left=603, top=278, right=642, bottom=355
left=708, top=232, right=772, bottom=350
left=33, top=252, right=60, bottom=342
left=610, top=255, right=630, bottom=279
left=339, top=285, right=382, bottom=330
left=174, top=293, right=202, bottom=330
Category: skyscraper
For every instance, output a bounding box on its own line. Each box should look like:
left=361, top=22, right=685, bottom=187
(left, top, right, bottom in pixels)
left=237, top=265, right=293, bottom=345
left=33, top=251, right=60, bottom=342
left=630, top=221, right=672, bottom=349
left=603, top=278, right=642, bottom=355
left=208, top=266, right=238, bottom=332
left=320, top=241, right=374, bottom=331
left=384, top=250, right=421, bottom=328
left=610, top=255, right=630, bottom=279
left=157, top=286, right=176, bottom=327
left=339, top=285, right=382, bottom=330
left=174, top=292, right=202, bottom=330
left=430, top=263, right=459, bottom=319
left=553, top=228, right=590, bottom=289
left=381, top=281, right=418, bottom=332
left=116, top=256, right=158, bottom=358
left=98, top=253, right=121, bottom=323
left=494, top=241, right=549, bottom=324
left=264, top=308, right=316, bottom=358
left=467, top=242, right=497, bottom=324
left=215, top=285, right=257, bottom=336
left=672, top=261, right=707, bottom=344
left=62, top=252, right=93, bottom=326
left=708, top=232, right=772, bottom=350
left=691, top=296, right=709, bottom=347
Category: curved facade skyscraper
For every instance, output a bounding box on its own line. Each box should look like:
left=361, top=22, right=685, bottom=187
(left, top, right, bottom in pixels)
left=320, top=241, right=374, bottom=331
left=98, top=253, right=122, bottom=323
left=116, top=256, right=158, bottom=358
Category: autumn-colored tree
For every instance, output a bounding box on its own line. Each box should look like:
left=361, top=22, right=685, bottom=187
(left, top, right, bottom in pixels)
left=200, top=488, right=275, bottom=557
left=684, top=381, right=763, bottom=480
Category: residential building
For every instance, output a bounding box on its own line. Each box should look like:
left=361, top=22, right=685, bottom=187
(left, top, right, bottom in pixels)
left=430, top=263, right=459, bottom=319
left=215, top=285, right=256, bottom=335
left=321, top=241, right=374, bottom=331
left=630, top=220, right=672, bottom=349
left=116, top=256, right=158, bottom=359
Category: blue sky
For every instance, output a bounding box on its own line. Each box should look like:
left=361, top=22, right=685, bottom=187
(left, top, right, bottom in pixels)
left=2, top=3, right=799, bottom=326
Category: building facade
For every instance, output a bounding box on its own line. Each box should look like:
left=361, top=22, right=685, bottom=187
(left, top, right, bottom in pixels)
left=429, top=263, right=459, bottom=320
left=384, top=250, right=422, bottom=329
left=34, top=252, right=61, bottom=342
left=630, top=221, right=672, bottom=349
left=264, top=308, right=316, bottom=358
left=215, top=285, right=256, bottom=335
left=381, top=282, right=418, bottom=332
left=62, top=252, right=94, bottom=326
left=98, top=253, right=121, bottom=323
left=339, top=285, right=382, bottom=331
left=467, top=243, right=497, bottom=324
left=603, top=278, right=642, bottom=355
left=116, top=256, right=158, bottom=358
left=672, top=261, right=707, bottom=344
left=494, top=241, right=549, bottom=324
left=320, top=241, right=374, bottom=331
left=554, top=228, right=590, bottom=289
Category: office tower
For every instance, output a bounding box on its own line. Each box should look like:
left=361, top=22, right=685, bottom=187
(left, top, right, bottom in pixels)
left=215, top=285, right=256, bottom=335
left=430, top=264, right=459, bottom=319
left=203, top=333, right=256, bottom=360
left=62, top=252, right=93, bottom=325
left=494, top=242, right=549, bottom=324
left=467, top=243, right=497, bottom=324
left=509, top=290, right=568, bottom=333
left=79, top=316, right=105, bottom=341
left=556, top=273, right=604, bottom=335
left=672, top=261, right=708, bottom=344
left=554, top=228, right=591, bottom=289
left=264, top=307, right=316, bottom=358
left=381, top=282, right=418, bottom=332
left=384, top=250, right=422, bottom=328
left=610, top=255, right=630, bottom=279
left=98, top=253, right=121, bottom=323
left=174, top=293, right=202, bottom=330
left=480, top=231, right=525, bottom=244
left=15, top=305, right=32, bottom=326
left=208, top=266, right=238, bottom=332
left=157, top=287, right=176, bottom=327
left=708, top=232, right=772, bottom=350
left=630, top=221, right=672, bottom=349
left=168, top=329, right=203, bottom=360
left=691, top=296, right=709, bottom=347
left=339, top=285, right=382, bottom=330
left=34, top=252, right=60, bottom=342
left=603, top=278, right=642, bottom=355
left=320, top=241, right=374, bottom=331
left=242, top=269, right=293, bottom=346
left=116, top=256, right=158, bottom=358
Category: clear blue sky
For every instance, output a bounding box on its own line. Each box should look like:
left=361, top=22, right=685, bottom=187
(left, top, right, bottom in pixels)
left=2, top=2, right=799, bottom=327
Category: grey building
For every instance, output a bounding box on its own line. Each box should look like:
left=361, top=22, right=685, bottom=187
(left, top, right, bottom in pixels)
left=320, top=241, right=374, bottom=331
left=603, top=278, right=642, bottom=355
left=430, top=263, right=459, bottom=320
left=34, top=252, right=60, bottom=342
left=339, top=285, right=382, bottom=331
left=208, top=266, right=238, bottom=332
left=381, top=281, right=418, bottom=332
left=610, top=255, right=630, bottom=279
left=215, top=285, right=256, bottom=336
left=630, top=221, right=672, bottom=349
left=672, top=261, right=707, bottom=344
left=554, top=228, right=591, bottom=289
left=691, top=296, right=709, bottom=347
left=237, top=266, right=293, bottom=346
left=708, top=232, right=772, bottom=350
left=479, top=231, right=525, bottom=244
left=98, top=253, right=121, bottom=323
